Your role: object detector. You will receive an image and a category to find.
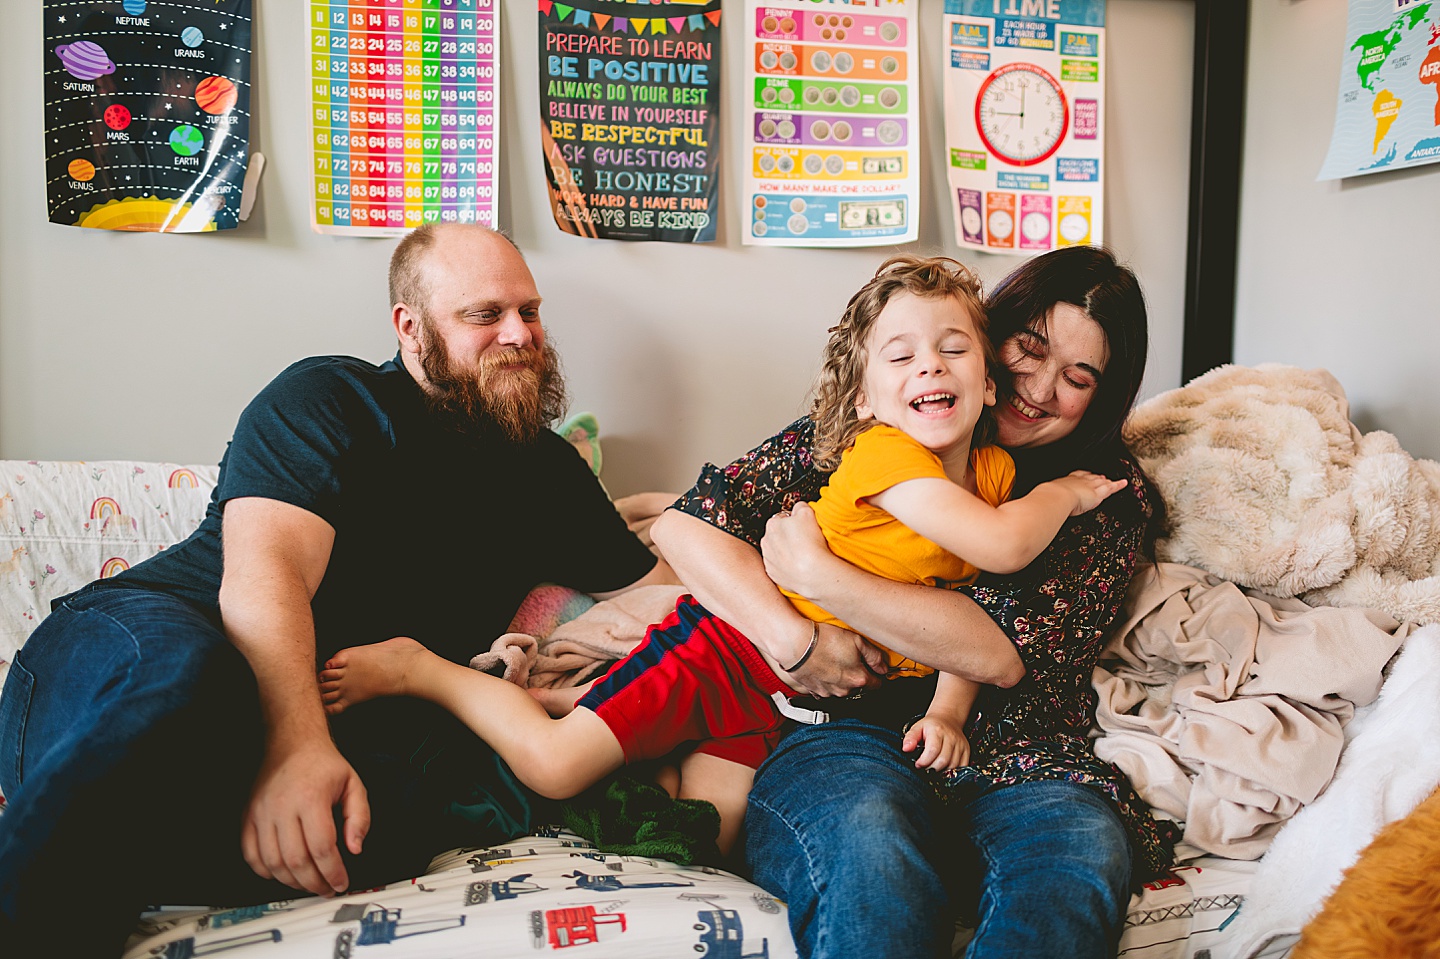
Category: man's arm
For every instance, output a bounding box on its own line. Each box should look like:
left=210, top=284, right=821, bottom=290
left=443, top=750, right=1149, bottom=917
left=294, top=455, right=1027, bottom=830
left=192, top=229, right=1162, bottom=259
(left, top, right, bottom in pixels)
left=650, top=509, right=887, bottom=698
left=760, top=503, right=1024, bottom=687
left=219, top=496, right=368, bottom=897
left=588, top=555, right=680, bottom=601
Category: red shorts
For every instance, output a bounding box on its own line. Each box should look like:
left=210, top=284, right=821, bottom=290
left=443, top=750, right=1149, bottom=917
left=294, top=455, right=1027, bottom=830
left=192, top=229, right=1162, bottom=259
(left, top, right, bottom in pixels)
left=575, top=594, right=792, bottom=769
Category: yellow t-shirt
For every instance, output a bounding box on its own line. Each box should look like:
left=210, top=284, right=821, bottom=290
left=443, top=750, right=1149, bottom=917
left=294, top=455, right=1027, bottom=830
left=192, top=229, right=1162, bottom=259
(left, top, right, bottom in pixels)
left=782, top=424, right=1016, bottom=678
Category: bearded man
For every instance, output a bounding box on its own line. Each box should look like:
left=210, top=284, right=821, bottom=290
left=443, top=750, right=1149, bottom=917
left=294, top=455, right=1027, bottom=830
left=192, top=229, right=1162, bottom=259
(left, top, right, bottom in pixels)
left=0, top=224, right=674, bottom=954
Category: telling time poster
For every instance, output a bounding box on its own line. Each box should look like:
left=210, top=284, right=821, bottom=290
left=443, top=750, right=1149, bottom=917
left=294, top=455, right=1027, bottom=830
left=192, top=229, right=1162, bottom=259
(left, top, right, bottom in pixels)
left=309, top=0, right=502, bottom=236
left=44, top=0, right=253, bottom=233
left=943, top=0, right=1105, bottom=254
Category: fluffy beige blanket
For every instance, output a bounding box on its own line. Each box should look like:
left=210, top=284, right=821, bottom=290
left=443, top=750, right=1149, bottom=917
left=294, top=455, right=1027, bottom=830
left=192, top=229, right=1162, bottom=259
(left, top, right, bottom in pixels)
left=1123, top=364, right=1440, bottom=624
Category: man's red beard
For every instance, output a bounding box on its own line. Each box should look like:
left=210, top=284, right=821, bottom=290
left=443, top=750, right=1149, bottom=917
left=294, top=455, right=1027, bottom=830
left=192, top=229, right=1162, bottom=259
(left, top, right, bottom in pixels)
left=418, top=323, right=568, bottom=443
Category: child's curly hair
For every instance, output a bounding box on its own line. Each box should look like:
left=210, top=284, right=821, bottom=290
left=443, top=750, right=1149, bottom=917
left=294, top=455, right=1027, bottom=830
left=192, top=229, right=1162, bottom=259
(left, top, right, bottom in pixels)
left=810, top=255, right=995, bottom=471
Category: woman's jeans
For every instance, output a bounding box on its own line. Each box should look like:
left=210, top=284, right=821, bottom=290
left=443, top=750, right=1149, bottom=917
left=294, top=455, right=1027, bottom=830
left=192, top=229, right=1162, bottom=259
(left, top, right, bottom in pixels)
left=746, top=720, right=1132, bottom=959
left=0, top=587, right=532, bottom=953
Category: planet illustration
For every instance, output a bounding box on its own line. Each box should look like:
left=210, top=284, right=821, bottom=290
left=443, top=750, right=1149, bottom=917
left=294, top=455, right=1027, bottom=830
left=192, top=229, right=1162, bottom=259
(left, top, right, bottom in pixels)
left=194, top=75, right=237, bottom=115
left=103, top=104, right=132, bottom=130
left=181, top=26, right=204, bottom=48
left=54, top=41, right=117, bottom=81
left=169, top=124, right=204, bottom=156
left=75, top=196, right=218, bottom=233
left=67, top=158, right=96, bottom=181
left=122, top=0, right=147, bottom=13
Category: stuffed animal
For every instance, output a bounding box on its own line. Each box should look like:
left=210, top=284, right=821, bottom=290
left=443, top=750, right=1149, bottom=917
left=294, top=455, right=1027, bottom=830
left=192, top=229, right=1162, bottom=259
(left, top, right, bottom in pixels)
left=1291, top=783, right=1440, bottom=959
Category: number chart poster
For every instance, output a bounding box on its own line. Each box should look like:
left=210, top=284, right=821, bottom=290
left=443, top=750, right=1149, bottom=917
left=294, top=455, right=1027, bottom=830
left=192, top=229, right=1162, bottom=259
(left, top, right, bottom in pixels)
left=943, top=0, right=1105, bottom=254
left=310, top=0, right=501, bottom=237
left=1319, top=0, right=1440, bottom=180
left=539, top=0, right=722, bottom=242
left=744, top=0, right=919, bottom=247
left=44, top=0, right=252, bottom=233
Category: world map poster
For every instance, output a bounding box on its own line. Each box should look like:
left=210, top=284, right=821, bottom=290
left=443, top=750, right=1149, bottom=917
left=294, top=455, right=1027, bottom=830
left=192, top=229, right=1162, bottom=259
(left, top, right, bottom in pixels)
left=1319, top=0, right=1440, bottom=179
left=44, top=0, right=253, bottom=233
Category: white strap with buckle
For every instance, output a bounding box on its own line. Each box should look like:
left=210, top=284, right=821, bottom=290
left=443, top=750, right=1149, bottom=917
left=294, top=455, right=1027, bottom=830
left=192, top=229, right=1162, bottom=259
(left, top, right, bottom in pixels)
left=772, top=692, right=829, bottom=725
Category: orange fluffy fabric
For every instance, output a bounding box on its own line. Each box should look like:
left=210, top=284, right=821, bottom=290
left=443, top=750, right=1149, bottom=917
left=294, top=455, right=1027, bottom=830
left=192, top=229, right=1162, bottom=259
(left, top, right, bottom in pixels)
left=1292, top=783, right=1440, bottom=959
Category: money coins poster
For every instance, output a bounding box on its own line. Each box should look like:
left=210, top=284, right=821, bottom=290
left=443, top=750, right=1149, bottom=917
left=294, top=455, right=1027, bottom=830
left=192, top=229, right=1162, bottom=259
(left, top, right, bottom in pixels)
left=943, top=0, right=1106, bottom=254
left=743, top=0, right=919, bottom=247
left=309, top=0, right=502, bottom=237
left=539, top=0, right=722, bottom=242
left=44, top=0, right=253, bottom=233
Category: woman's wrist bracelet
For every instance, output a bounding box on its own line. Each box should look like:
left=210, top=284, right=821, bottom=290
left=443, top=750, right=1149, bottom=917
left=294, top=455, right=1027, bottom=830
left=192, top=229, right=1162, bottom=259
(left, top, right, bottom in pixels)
left=781, top=621, right=820, bottom=672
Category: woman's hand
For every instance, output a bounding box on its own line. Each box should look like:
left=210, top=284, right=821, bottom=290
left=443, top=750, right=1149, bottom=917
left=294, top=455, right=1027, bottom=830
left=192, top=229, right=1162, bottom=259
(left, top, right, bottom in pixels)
left=762, top=502, right=838, bottom=598
left=763, top=503, right=887, bottom=697
left=785, top=622, right=887, bottom=698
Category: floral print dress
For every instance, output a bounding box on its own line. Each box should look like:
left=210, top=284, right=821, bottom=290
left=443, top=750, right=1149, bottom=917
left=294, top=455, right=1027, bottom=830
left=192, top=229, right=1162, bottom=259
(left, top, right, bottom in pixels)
left=672, top=417, right=1178, bottom=879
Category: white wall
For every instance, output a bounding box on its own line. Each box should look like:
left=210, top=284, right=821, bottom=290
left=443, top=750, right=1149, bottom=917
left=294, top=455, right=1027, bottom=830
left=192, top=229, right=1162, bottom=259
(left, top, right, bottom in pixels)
left=0, top=0, right=1193, bottom=495
left=1236, top=0, right=1440, bottom=461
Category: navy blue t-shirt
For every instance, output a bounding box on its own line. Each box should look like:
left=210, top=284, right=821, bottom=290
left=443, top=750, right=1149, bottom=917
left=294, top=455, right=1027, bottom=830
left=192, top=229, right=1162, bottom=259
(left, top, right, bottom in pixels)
left=99, top=355, right=657, bottom=664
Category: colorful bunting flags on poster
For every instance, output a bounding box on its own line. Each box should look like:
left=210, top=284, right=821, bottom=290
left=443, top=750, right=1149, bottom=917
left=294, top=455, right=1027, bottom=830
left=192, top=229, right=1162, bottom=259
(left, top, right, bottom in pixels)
left=539, top=0, right=722, bottom=242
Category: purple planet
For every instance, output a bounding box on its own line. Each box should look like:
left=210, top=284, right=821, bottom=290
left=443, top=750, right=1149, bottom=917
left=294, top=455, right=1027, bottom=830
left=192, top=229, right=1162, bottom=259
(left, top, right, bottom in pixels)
left=55, top=41, right=116, bottom=81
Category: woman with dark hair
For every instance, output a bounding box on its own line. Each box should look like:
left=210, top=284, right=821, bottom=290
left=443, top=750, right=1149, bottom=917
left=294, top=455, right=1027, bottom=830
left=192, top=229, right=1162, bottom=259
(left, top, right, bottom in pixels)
left=650, top=246, right=1173, bottom=959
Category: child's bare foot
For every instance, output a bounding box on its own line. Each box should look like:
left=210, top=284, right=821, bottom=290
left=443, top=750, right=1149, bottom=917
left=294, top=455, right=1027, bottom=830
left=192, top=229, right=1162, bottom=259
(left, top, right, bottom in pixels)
left=319, top=636, right=427, bottom=714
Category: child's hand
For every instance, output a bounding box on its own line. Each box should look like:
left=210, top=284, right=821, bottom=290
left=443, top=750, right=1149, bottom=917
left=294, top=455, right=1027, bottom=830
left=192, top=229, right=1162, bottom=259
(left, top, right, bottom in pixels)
left=1051, top=470, right=1128, bottom=515
left=902, top=715, right=971, bottom=772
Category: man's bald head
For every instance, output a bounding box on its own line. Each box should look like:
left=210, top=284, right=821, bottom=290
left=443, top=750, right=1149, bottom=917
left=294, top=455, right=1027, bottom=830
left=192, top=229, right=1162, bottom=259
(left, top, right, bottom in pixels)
left=388, top=223, right=522, bottom=319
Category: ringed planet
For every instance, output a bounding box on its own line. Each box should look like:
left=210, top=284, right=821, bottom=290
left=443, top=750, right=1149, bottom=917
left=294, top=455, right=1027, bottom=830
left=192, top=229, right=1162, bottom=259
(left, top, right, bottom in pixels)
left=55, top=41, right=117, bottom=81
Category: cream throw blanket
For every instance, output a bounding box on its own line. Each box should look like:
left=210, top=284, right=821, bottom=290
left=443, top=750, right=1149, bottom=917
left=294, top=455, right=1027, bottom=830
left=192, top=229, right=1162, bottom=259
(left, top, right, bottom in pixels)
left=1122, top=363, right=1440, bottom=624
left=1094, top=563, right=1412, bottom=860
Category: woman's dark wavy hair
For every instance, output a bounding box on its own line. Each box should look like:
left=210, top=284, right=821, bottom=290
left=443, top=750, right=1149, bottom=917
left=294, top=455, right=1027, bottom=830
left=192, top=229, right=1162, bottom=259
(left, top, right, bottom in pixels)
left=985, top=245, right=1149, bottom=474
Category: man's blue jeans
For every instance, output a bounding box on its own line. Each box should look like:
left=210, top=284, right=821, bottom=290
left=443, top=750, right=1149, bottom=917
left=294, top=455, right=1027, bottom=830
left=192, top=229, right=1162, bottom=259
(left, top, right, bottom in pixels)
left=0, top=587, right=533, bottom=953
left=746, top=720, right=1132, bottom=959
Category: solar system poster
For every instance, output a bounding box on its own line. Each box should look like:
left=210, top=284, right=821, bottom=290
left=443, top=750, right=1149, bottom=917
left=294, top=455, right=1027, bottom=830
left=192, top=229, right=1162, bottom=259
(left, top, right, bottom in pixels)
left=741, top=0, right=920, bottom=248
left=539, top=0, right=722, bottom=242
left=942, top=0, right=1106, bottom=254
left=44, top=0, right=253, bottom=233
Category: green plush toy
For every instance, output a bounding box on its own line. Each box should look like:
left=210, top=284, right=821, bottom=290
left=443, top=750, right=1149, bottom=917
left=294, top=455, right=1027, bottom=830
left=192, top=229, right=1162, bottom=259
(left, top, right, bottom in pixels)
left=557, top=411, right=602, bottom=477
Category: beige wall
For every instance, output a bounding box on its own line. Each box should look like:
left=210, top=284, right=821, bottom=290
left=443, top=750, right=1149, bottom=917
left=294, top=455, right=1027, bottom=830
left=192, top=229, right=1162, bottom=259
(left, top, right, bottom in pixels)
left=1236, top=0, right=1440, bottom=461
left=0, top=0, right=1194, bottom=495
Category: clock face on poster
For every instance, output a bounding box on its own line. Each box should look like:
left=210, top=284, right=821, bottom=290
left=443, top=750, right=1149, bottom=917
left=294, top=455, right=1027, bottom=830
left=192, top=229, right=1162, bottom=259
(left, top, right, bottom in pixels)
left=974, top=62, right=1069, bottom=167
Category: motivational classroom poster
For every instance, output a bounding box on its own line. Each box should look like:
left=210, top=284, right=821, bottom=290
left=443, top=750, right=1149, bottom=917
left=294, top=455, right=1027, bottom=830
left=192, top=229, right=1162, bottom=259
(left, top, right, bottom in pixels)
left=539, top=0, right=722, bottom=242
left=309, top=0, right=502, bottom=236
left=943, top=0, right=1106, bottom=253
left=45, top=0, right=253, bottom=233
left=743, top=0, right=919, bottom=247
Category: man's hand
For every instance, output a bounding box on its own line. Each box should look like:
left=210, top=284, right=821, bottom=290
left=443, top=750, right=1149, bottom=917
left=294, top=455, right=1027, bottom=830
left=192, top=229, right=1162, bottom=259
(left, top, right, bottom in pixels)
left=241, top=740, right=370, bottom=897
left=902, top=715, right=971, bottom=772
left=785, top=622, right=887, bottom=699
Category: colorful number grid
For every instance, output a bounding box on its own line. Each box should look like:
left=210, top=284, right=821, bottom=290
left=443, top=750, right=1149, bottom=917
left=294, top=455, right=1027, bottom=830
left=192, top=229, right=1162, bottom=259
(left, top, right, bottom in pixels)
left=309, top=0, right=500, bottom=235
